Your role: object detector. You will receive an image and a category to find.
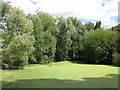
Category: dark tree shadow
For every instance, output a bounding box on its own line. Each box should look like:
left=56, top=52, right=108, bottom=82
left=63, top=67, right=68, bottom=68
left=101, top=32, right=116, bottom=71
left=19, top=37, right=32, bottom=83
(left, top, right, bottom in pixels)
left=70, top=61, right=86, bottom=64
left=1, top=74, right=119, bottom=88
left=70, top=61, right=118, bottom=67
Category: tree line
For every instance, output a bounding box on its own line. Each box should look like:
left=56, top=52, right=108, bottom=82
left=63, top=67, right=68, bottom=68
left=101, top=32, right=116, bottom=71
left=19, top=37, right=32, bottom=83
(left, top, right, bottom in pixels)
left=0, top=0, right=120, bottom=69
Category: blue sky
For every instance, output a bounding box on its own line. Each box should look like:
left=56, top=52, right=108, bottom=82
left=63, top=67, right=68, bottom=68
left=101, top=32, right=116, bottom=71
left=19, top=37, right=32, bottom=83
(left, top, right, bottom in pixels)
left=102, top=0, right=111, bottom=6
left=29, top=0, right=37, bottom=4
left=8, top=0, right=119, bottom=29
left=79, top=18, right=96, bottom=23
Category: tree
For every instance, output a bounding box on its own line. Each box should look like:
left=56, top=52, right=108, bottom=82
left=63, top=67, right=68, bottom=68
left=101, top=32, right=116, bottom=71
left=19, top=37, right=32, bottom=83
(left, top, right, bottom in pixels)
left=111, top=24, right=120, bottom=53
left=0, top=0, right=11, bottom=17
left=40, top=31, right=56, bottom=63
left=0, top=0, right=11, bottom=68
left=37, top=12, right=60, bottom=38
left=111, top=24, right=120, bottom=33
left=2, top=7, right=35, bottom=69
left=113, top=53, right=120, bottom=66
left=27, top=14, right=42, bottom=63
left=27, top=14, right=56, bottom=64
left=0, top=0, right=11, bottom=33
left=111, top=24, right=120, bottom=66
left=0, top=30, right=4, bottom=66
left=36, top=12, right=58, bottom=63
left=67, top=17, right=86, bottom=60
left=55, top=17, right=71, bottom=61
left=55, top=17, right=87, bottom=61
left=66, top=17, right=76, bottom=60
left=94, top=21, right=101, bottom=30
left=117, top=35, right=120, bottom=53
left=80, top=29, right=117, bottom=64
left=85, top=22, right=94, bottom=31
left=4, top=34, right=35, bottom=67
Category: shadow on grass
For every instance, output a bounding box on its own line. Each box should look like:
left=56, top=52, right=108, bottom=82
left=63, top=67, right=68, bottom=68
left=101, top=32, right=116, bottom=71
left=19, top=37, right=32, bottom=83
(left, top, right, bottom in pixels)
left=70, top=61, right=118, bottom=67
left=70, top=61, right=87, bottom=64
left=2, top=74, right=119, bottom=88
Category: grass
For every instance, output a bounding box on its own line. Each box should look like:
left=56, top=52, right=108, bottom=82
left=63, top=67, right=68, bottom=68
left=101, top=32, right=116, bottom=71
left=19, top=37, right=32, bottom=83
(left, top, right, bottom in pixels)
left=1, top=61, right=119, bottom=88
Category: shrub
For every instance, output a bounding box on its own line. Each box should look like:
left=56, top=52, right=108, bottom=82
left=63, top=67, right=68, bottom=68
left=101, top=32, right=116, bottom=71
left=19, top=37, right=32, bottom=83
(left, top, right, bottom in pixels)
left=113, top=53, right=120, bottom=66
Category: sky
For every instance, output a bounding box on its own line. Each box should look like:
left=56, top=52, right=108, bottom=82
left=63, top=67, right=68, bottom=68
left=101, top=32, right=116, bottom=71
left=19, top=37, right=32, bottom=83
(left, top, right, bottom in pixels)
left=6, top=0, right=119, bottom=29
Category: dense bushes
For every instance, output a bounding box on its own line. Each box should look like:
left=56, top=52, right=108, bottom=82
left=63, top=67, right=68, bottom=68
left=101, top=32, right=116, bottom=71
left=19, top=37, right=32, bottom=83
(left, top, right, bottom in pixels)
left=113, top=53, right=120, bottom=66
left=79, top=29, right=118, bottom=65
left=111, top=25, right=120, bottom=66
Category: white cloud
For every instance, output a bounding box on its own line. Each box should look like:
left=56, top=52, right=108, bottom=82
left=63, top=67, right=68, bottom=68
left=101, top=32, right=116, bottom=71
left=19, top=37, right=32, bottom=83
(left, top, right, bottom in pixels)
left=39, top=0, right=102, bottom=20
left=8, top=0, right=40, bottom=14
left=101, top=0, right=119, bottom=28
left=8, top=0, right=119, bottom=28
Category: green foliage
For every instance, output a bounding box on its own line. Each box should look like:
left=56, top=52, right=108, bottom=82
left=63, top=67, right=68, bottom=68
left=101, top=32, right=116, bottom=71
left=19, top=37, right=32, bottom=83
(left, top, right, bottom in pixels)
left=1, top=1, right=119, bottom=69
left=112, top=24, right=120, bottom=33
left=55, top=17, right=87, bottom=61
left=2, top=7, right=35, bottom=69
left=80, top=29, right=117, bottom=64
left=37, top=12, right=59, bottom=37
left=27, top=14, right=42, bottom=63
left=0, top=0, right=11, bottom=32
left=0, top=31, right=4, bottom=66
left=27, top=14, right=56, bottom=64
left=4, top=34, right=35, bottom=66
left=117, top=34, right=120, bottom=53
left=37, top=31, right=56, bottom=63
left=85, top=22, right=94, bottom=31
left=94, top=21, right=101, bottom=30
left=66, top=17, right=76, bottom=59
left=55, top=17, right=72, bottom=61
left=37, top=12, right=55, bottom=31
left=41, top=31, right=56, bottom=63
left=67, top=17, right=86, bottom=60
left=6, top=8, right=33, bottom=35
left=0, top=0, right=11, bottom=17
left=112, top=53, right=120, bottom=66
left=111, top=24, right=120, bottom=54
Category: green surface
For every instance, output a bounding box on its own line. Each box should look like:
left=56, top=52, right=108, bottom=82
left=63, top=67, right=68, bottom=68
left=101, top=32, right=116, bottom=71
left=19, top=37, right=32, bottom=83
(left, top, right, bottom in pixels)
left=1, top=61, right=119, bottom=88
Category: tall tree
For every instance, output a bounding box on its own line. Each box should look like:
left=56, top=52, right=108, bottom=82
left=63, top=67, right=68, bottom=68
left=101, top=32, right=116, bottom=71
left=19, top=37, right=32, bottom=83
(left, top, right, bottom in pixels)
left=27, top=13, right=56, bottom=64
left=0, top=0, right=11, bottom=68
left=2, top=7, right=35, bottom=69
left=67, top=17, right=86, bottom=60
left=27, top=14, right=42, bottom=63
left=55, top=17, right=71, bottom=61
